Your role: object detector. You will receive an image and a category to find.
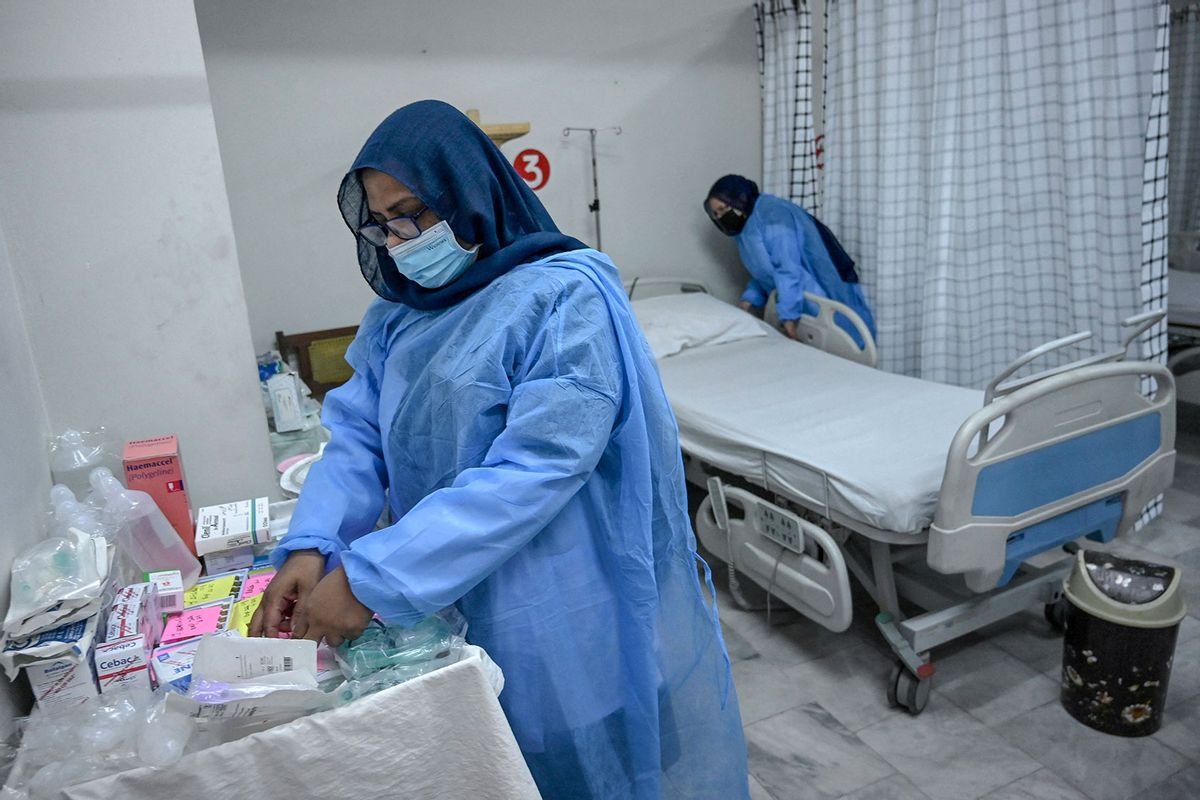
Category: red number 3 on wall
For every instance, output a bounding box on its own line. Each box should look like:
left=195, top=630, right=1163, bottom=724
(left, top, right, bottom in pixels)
left=514, top=149, right=550, bottom=191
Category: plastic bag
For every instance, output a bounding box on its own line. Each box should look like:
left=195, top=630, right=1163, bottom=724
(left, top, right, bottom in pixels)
left=4, top=688, right=197, bottom=799
left=332, top=608, right=467, bottom=705
left=3, top=531, right=107, bottom=638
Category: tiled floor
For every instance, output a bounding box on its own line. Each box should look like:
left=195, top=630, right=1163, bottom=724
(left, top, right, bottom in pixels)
left=722, top=405, right=1200, bottom=800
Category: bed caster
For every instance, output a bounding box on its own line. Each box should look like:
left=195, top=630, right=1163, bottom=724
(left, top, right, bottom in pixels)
left=1044, top=599, right=1068, bottom=632
left=887, top=662, right=931, bottom=716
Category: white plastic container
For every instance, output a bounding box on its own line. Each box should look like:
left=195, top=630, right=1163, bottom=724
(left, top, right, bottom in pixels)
left=91, top=471, right=200, bottom=588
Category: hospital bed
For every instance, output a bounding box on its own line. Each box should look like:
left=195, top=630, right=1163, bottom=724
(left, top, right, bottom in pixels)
left=628, top=284, right=1176, bottom=714
left=1168, top=267, right=1200, bottom=379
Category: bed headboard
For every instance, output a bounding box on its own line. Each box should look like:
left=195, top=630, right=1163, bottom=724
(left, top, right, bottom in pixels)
left=623, top=276, right=709, bottom=300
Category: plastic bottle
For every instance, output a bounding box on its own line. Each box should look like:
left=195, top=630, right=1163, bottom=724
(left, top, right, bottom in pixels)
left=91, top=471, right=200, bottom=587
left=136, top=709, right=193, bottom=767
left=49, top=430, right=114, bottom=498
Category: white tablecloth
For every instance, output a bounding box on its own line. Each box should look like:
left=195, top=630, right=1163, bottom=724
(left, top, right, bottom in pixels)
left=63, top=646, right=540, bottom=800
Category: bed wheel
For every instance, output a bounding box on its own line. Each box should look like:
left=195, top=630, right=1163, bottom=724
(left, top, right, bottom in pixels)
left=887, top=663, right=931, bottom=716
left=1044, top=599, right=1068, bottom=632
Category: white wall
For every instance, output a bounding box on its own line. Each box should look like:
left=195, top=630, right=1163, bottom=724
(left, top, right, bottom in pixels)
left=0, top=221, right=49, bottom=735
left=194, top=0, right=762, bottom=351
left=0, top=1, right=277, bottom=509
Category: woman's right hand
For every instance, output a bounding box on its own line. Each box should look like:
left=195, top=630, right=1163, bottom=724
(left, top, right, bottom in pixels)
left=738, top=300, right=765, bottom=319
left=248, top=549, right=327, bottom=638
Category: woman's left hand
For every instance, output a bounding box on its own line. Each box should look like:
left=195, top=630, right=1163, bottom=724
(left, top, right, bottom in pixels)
left=291, top=565, right=375, bottom=647
left=782, top=319, right=799, bottom=340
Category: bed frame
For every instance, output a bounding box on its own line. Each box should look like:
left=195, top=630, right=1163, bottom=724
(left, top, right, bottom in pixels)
left=628, top=278, right=1177, bottom=713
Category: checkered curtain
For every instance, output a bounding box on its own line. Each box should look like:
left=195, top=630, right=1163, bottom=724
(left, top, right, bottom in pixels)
left=822, top=0, right=1170, bottom=389
left=755, top=0, right=821, bottom=214
left=1171, top=4, right=1200, bottom=245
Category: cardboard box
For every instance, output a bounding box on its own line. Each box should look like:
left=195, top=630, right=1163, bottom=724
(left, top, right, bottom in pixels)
left=95, top=635, right=153, bottom=692
left=106, top=582, right=162, bottom=645
left=146, top=569, right=185, bottom=614
left=195, top=498, right=271, bottom=557
left=204, top=548, right=253, bottom=574
left=24, top=652, right=99, bottom=709
left=124, top=436, right=194, bottom=556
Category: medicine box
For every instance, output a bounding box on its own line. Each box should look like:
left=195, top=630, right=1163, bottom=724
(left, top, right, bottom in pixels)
left=146, top=569, right=185, bottom=614
left=195, top=498, right=271, bottom=557
left=95, top=635, right=153, bottom=692
left=124, top=435, right=194, bottom=556
left=24, top=654, right=99, bottom=709
left=106, top=582, right=163, bottom=645
left=204, top=548, right=253, bottom=574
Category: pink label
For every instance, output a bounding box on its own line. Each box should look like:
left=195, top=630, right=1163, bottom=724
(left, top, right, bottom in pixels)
left=240, top=571, right=275, bottom=600
left=160, top=603, right=229, bottom=644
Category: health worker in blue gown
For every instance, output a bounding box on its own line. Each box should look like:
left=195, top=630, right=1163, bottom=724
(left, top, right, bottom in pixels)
left=705, top=174, right=876, bottom=347
left=248, top=101, right=749, bottom=800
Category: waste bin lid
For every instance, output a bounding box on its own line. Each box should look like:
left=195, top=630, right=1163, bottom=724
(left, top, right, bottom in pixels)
left=1064, top=550, right=1186, bottom=628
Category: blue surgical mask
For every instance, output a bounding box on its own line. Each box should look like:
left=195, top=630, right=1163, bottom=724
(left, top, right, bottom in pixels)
left=387, top=221, right=480, bottom=288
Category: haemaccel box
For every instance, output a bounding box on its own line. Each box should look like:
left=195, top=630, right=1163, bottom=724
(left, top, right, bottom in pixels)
left=124, top=435, right=194, bottom=556
left=195, top=498, right=271, bottom=558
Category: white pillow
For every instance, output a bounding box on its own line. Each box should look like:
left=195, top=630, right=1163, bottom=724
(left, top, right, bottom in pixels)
left=631, top=293, right=770, bottom=359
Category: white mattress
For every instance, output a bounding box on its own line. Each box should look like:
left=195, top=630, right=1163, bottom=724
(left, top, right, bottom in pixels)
left=1170, top=269, right=1200, bottom=330
left=656, top=332, right=985, bottom=534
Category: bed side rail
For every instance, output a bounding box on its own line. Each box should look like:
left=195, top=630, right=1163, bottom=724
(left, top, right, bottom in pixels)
left=694, top=478, right=853, bottom=632
left=795, top=292, right=878, bottom=368
left=929, top=360, right=1176, bottom=593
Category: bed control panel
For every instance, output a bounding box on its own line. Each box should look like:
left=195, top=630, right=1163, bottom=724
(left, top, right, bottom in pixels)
left=755, top=504, right=804, bottom=555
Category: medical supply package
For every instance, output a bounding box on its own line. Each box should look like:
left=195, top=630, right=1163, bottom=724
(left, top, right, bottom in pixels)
left=105, top=581, right=162, bottom=645
left=95, top=634, right=153, bottom=692
left=23, top=648, right=100, bottom=709
left=8, top=615, right=100, bottom=708
left=4, top=532, right=109, bottom=639
left=182, top=570, right=246, bottom=608
left=146, top=568, right=184, bottom=614
left=194, top=497, right=271, bottom=557
left=150, top=630, right=238, bottom=693
left=124, top=434, right=195, bottom=556
left=1, top=614, right=99, bottom=679
left=203, top=547, right=253, bottom=574
left=160, top=598, right=232, bottom=646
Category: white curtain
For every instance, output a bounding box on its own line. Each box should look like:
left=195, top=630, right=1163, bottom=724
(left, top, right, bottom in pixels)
left=1170, top=4, right=1200, bottom=249
left=822, top=0, right=1169, bottom=388
left=756, top=0, right=822, bottom=213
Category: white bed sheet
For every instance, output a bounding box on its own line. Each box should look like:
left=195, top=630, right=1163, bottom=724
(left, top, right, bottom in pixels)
left=1170, top=268, right=1200, bottom=330
left=656, top=332, right=984, bottom=534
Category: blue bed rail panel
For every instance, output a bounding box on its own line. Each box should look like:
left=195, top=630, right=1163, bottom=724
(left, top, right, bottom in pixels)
left=998, top=494, right=1124, bottom=586
left=971, top=413, right=1161, bottom=518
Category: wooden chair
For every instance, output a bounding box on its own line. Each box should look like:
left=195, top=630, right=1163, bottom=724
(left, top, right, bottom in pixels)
left=275, top=325, right=359, bottom=400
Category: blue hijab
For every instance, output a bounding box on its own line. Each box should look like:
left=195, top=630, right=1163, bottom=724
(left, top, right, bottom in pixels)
left=338, top=100, right=586, bottom=309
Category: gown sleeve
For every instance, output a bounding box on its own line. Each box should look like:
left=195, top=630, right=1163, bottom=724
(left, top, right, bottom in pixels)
left=739, top=278, right=770, bottom=309
left=341, top=283, right=622, bottom=625
left=270, top=334, right=389, bottom=572
left=768, top=216, right=827, bottom=322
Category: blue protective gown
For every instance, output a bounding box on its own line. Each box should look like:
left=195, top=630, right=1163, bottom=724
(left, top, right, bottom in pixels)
left=735, top=193, right=877, bottom=347
left=272, top=249, right=749, bottom=799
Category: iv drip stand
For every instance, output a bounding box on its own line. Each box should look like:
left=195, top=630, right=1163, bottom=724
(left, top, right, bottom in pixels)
left=563, top=126, right=622, bottom=250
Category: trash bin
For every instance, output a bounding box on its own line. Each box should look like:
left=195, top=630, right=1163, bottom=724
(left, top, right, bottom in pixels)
left=1060, top=549, right=1186, bottom=736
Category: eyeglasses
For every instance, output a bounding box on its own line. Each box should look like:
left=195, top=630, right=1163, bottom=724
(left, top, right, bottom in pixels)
left=357, top=205, right=429, bottom=247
